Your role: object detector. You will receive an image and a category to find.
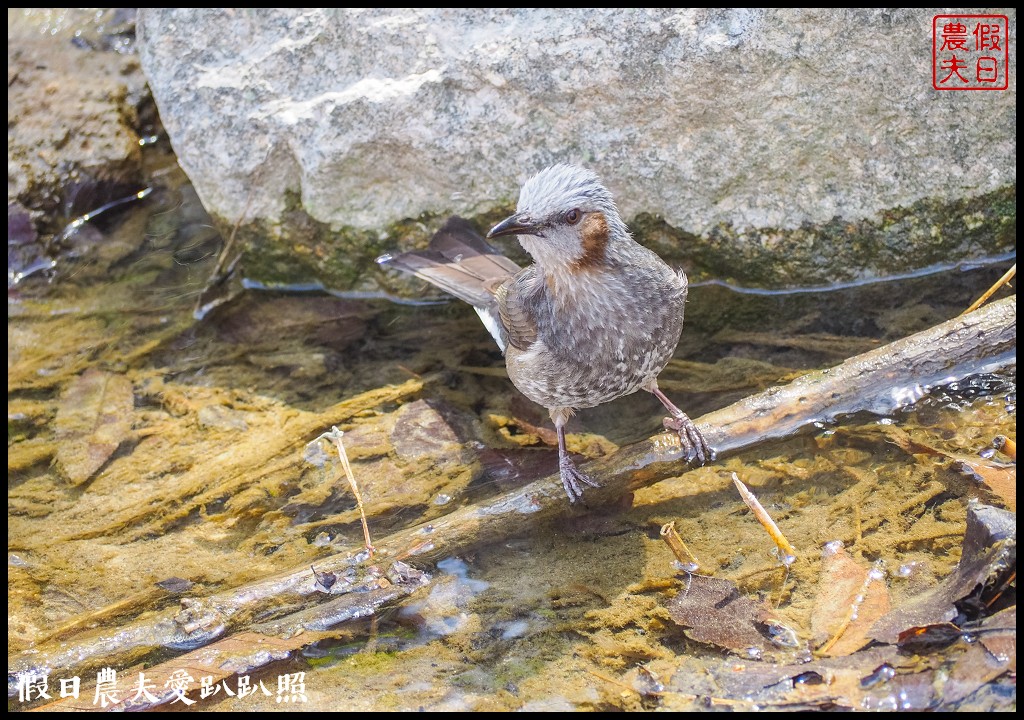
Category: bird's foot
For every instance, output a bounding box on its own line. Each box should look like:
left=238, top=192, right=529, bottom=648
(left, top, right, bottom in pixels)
left=663, top=413, right=715, bottom=465
left=559, top=455, right=600, bottom=503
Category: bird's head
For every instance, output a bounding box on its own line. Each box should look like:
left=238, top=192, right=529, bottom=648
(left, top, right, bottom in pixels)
left=487, top=164, right=630, bottom=271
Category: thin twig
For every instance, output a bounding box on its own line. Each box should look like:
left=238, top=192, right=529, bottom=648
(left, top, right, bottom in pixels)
left=311, top=427, right=375, bottom=556
left=586, top=668, right=647, bottom=696
left=193, top=154, right=269, bottom=318
left=962, top=263, right=1015, bottom=315
left=774, top=564, right=792, bottom=609
left=853, top=503, right=863, bottom=549
left=731, top=473, right=798, bottom=565
left=660, top=521, right=701, bottom=572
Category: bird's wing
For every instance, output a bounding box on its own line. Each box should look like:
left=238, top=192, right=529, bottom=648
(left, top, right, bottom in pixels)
left=495, top=266, right=541, bottom=352
left=377, top=217, right=521, bottom=310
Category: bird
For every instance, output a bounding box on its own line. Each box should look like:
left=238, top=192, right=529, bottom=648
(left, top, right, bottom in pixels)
left=378, top=163, right=713, bottom=502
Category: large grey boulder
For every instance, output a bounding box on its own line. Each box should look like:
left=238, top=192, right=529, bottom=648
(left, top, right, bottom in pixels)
left=136, top=9, right=1016, bottom=289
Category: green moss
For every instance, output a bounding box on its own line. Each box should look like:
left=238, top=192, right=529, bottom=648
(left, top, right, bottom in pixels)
left=632, top=184, right=1015, bottom=288
left=344, top=647, right=401, bottom=671
left=226, top=190, right=522, bottom=296
left=230, top=184, right=1014, bottom=293
left=493, top=656, right=545, bottom=687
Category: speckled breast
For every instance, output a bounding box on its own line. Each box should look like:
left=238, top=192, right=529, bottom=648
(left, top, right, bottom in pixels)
left=505, top=266, right=687, bottom=411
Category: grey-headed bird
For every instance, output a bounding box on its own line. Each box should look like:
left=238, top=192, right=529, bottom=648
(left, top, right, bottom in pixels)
left=378, top=164, right=712, bottom=501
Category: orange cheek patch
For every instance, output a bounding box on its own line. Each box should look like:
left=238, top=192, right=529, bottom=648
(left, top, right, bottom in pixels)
left=573, top=212, right=609, bottom=270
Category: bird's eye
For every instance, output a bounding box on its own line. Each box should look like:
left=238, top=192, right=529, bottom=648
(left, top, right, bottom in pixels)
left=565, top=209, right=582, bottom=225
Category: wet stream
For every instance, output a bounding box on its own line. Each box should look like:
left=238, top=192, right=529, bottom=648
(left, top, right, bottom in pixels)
left=7, top=150, right=1017, bottom=711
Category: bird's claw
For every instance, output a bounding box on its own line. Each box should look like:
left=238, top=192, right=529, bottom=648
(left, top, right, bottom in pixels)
left=663, top=414, right=715, bottom=465
left=559, top=456, right=600, bottom=503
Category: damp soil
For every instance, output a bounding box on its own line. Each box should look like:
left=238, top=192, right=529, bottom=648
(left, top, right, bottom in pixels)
left=7, top=151, right=1016, bottom=712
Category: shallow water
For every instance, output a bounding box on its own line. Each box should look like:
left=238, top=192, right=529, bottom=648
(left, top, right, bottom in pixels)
left=7, top=150, right=1016, bottom=711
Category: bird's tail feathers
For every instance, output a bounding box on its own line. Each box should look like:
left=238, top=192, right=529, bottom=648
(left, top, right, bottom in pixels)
left=377, top=216, right=521, bottom=311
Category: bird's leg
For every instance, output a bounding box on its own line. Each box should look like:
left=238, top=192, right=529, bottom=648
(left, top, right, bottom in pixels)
left=551, top=408, right=600, bottom=503
left=645, top=381, right=715, bottom=464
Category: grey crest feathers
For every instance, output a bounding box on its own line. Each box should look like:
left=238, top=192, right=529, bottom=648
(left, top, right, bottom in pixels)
left=516, top=164, right=631, bottom=241
left=518, top=164, right=615, bottom=219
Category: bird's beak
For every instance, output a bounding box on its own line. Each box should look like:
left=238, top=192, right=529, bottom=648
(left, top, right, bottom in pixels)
left=487, top=214, right=541, bottom=239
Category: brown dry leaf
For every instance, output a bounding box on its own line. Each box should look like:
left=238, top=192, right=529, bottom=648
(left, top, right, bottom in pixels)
left=664, top=646, right=941, bottom=711
left=865, top=424, right=1016, bottom=510
left=211, top=295, right=370, bottom=349
left=54, top=368, right=134, bottom=485
left=870, top=503, right=1015, bottom=644
left=950, top=458, right=1016, bottom=511
left=978, top=605, right=1016, bottom=673
left=666, top=622, right=1015, bottom=712
left=811, top=543, right=891, bottom=656
left=665, top=575, right=800, bottom=661
left=941, top=606, right=1016, bottom=705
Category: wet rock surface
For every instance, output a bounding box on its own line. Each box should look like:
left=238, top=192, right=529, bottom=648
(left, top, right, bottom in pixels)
left=8, top=10, right=151, bottom=230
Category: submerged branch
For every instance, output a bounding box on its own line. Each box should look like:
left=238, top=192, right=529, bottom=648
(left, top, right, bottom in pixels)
left=8, top=297, right=1016, bottom=695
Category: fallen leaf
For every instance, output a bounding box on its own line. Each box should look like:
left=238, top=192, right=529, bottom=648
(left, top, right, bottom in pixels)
left=811, top=542, right=891, bottom=656
left=870, top=503, right=1015, bottom=644
left=978, top=605, right=1016, bottom=672
left=896, top=622, right=966, bottom=653
left=212, top=295, right=370, bottom=348
left=664, top=646, right=939, bottom=711
left=941, top=606, right=1016, bottom=705
left=665, top=575, right=801, bottom=661
left=851, top=424, right=1016, bottom=510
left=54, top=368, right=134, bottom=485
left=950, top=458, right=1016, bottom=511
